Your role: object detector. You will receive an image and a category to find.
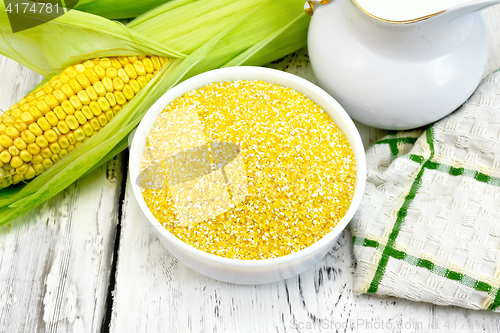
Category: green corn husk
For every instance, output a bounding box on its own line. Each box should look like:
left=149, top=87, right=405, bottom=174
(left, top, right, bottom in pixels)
left=74, top=0, right=174, bottom=19
left=0, top=0, right=309, bottom=224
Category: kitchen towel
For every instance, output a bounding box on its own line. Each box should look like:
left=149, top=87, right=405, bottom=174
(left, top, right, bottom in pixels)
left=351, top=70, right=500, bottom=311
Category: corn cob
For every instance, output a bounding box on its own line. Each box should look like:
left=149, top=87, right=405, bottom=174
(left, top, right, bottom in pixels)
left=0, top=55, right=169, bottom=189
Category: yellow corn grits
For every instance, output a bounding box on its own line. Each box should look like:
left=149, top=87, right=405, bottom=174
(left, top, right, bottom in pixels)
left=142, top=80, right=356, bottom=260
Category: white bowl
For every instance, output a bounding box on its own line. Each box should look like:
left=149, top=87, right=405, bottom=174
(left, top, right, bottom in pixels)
left=129, top=66, right=366, bottom=285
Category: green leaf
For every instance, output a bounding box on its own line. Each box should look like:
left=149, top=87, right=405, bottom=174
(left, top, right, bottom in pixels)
left=0, top=2, right=185, bottom=77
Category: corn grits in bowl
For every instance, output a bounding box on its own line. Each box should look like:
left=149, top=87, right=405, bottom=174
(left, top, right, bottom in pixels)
left=130, top=67, right=366, bottom=284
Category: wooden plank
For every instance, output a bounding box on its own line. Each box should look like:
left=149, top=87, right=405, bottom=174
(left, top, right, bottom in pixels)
left=0, top=56, right=123, bottom=332
left=110, top=7, right=500, bottom=332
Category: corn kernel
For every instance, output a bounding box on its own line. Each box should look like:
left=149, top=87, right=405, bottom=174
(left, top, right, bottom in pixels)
left=112, top=105, right=122, bottom=115
left=51, top=80, right=63, bottom=89
left=117, top=57, right=130, bottom=66
left=28, top=123, right=43, bottom=136
left=25, top=166, right=36, bottom=179
left=133, top=61, right=146, bottom=76
left=58, top=135, right=69, bottom=149
left=103, top=77, right=113, bottom=92
left=111, top=58, right=122, bottom=69
left=74, top=128, right=85, bottom=141
left=42, top=158, right=53, bottom=170
left=77, top=90, right=90, bottom=105
left=41, top=147, right=52, bottom=158
left=37, top=101, right=50, bottom=114
left=29, top=106, right=42, bottom=120
left=45, top=95, right=59, bottom=109
left=89, top=118, right=101, bottom=131
left=0, top=151, right=11, bottom=163
left=49, top=142, right=61, bottom=154
left=57, top=120, right=70, bottom=134
left=105, top=92, right=116, bottom=107
left=14, top=137, right=27, bottom=150
left=33, top=163, right=45, bottom=174
left=21, top=111, right=35, bottom=123
left=81, top=106, right=93, bottom=120
left=151, top=56, right=162, bottom=70
left=20, top=150, right=32, bottom=163
left=36, top=135, right=49, bottom=148
left=65, top=66, right=78, bottom=78
left=21, top=130, right=36, bottom=144
left=129, top=80, right=141, bottom=94
left=70, top=95, right=83, bottom=110
left=0, top=134, right=13, bottom=148
left=86, top=69, right=99, bottom=84
left=94, top=65, right=106, bottom=79
left=106, top=68, right=118, bottom=78
left=89, top=101, right=102, bottom=116
left=143, top=58, right=155, bottom=73
left=61, top=100, right=76, bottom=115
left=82, top=123, right=94, bottom=137
left=124, top=64, right=137, bottom=79
left=74, top=64, right=86, bottom=74
left=67, top=144, right=75, bottom=153
left=28, top=143, right=40, bottom=155
left=58, top=149, right=68, bottom=159
left=113, top=78, right=124, bottom=91
left=10, top=156, right=23, bottom=168
left=122, top=85, right=135, bottom=100
left=37, top=117, right=51, bottom=131
left=86, top=86, right=98, bottom=101
left=67, top=132, right=76, bottom=145
left=44, top=129, right=58, bottom=143
left=2, top=118, right=14, bottom=126
left=35, top=90, right=45, bottom=99
left=99, top=58, right=111, bottom=69
left=12, top=174, right=22, bottom=183
left=117, top=69, right=130, bottom=83
left=114, top=91, right=127, bottom=105
left=6, top=126, right=20, bottom=139
left=66, top=115, right=79, bottom=130
left=8, top=146, right=19, bottom=156
left=137, top=76, right=149, bottom=88
left=69, top=79, right=83, bottom=93
left=60, top=74, right=70, bottom=83
left=61, top=84, right=75, bottom=98
left=104, top=110, right=114, bottom=122
left=97, top=97, right=111, bottom=112
left=76, top=74, right=90, bottom=89
left=13, top=122, right=27, bottom=132
left=75, top=111, right=87, bottom=125
left=98, top=114, right=108, bottom=126
left=94, top=82, right=106, bottom=96
left=84, top=60, right=95, bottom=69
left=45, top=111, right=59, bottom=126
left=32, top=154, right=43, bottom=164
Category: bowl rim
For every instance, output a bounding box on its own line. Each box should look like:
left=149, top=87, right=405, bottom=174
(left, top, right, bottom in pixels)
left=129, top=66, right=366, bottom=267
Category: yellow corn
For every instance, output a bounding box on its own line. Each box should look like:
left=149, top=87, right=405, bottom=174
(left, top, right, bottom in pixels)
left=0, top=55, right=168, bottom=188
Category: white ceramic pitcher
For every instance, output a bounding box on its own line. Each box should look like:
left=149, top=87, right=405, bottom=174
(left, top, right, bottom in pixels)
left=307, top=0, right=500, bottom=130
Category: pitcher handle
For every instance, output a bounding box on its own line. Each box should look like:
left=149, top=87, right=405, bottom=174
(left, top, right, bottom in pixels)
left=304, top=0, right=331, bottom=16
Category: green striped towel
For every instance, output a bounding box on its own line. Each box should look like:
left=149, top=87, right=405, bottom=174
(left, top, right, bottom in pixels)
left=351, top=70, right=500, bottom=311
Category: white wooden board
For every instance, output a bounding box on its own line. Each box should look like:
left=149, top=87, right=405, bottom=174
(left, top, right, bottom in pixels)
left=109, top=5, right=500, bottom=333
left=0, top=57, right=123, bottom=333
left=0, top=4, right=500, bottom=333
